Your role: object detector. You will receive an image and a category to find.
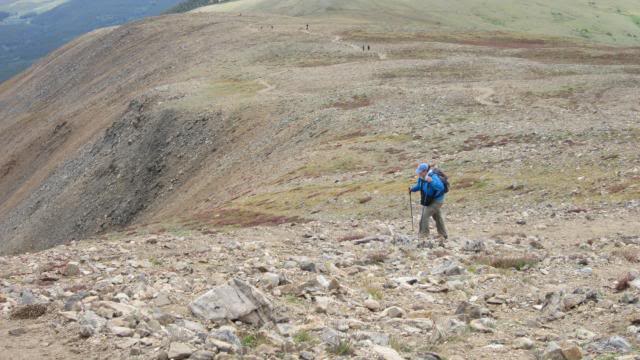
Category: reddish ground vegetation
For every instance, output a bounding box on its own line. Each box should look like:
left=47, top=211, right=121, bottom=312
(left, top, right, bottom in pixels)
left=195, top=208, right=306, bottom=228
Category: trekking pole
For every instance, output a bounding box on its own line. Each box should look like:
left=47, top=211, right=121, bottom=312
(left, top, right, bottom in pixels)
left=409, top=191, right=414, bottom=231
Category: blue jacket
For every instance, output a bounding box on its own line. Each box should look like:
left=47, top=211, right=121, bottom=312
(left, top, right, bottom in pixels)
left=410, top=173, right=446, bottom=203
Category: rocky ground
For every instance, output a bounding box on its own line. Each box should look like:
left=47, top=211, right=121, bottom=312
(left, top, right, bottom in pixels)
left=1, top=203, right=640, bottom=359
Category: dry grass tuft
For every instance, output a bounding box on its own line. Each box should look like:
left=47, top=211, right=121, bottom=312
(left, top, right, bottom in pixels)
left=473, top=255, right=539, bottom=270
left=615, top=272, right=636, bottom=292
left=613, top=248, right=640, bottom=263
left=10, top=304, right=47, bottom=319
left=366, top=251, right=389, bottom=264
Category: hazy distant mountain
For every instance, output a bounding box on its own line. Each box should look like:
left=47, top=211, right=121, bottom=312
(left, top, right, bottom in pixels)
left=0, top=0, right=183, bottom=82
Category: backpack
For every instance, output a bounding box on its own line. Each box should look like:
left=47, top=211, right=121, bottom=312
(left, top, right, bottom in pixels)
left=431, top=168, right=450, bottom=194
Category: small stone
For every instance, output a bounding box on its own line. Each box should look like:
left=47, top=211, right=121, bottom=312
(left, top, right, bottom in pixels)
left=371, top=345, right=404, bottom=360
left=320, top=328, right=343, bottom=347
left=364, top=299, right=381, bottom=311
left=260, top=273, right=280, bottom=289
left=205, top=338, right=234, bottom=353
left=620, top=293, right=638, bottom=304
left=486, top=297, right=505, bottom=305
left=189, top=350, right=216, bottom=360
left=111, top=326, right=134, bottom=337
left=78, top=311, right=107, bottom=335
left=300, top=260, right=316, bottom=272
left=575, top=328, right=596, bottom=340
left=462, top=239, right=486, bottom=252
left=470, top=319, right=494, bottom=333
left=154, top=292, right=172, bottom=307
left=61, top=262, right=81, bottom=276
left=542, top=342, right=565, bottom=360
left=300, top=350, right=315, bottom=360
left=167, top=324, right=196, bottom=342
left=315, top=296, right=331, bottom=313
left=354, top=331, right=390, bottom=346
left=513, top=337, right=534, bottom=350
left=209, top=326, right=242, bottom=350
left=168, top=342, right=196, bottom=360
left=381, top=306, right=406, bottom=318
left=117, top=338, right=139, bottom=349
left=455, top=301, right=489, bottom=321
left=393, top=277, right=419, bottom=286
left=431, top=260, right=464, bottom=276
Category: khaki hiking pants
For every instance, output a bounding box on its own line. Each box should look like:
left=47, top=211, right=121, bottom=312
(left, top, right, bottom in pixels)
left=419, top=202, right=448, bottom=239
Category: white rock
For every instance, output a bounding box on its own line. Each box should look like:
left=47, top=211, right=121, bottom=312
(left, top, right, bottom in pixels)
left=371, top=345, right=404, bottom=360
left=364, top=299, right=381, bottom=311
left=189, top=278, right=272, bottom=326
left=111, top=326, right=134, bottom=337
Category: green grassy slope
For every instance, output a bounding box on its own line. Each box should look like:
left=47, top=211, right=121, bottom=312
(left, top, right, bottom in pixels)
left=194, top=0, right=640, bottom=45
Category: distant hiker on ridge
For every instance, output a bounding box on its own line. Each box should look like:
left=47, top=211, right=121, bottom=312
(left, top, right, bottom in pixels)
left=306, top=24, right=309, bottom=30
left=409, top=163, right=449, bottom=245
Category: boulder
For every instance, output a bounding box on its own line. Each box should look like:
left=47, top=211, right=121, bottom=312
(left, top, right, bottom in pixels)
left=189, top=278, right=272, bottom=326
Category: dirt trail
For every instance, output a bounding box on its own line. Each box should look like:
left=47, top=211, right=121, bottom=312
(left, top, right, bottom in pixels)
left=257, top=78, right=276, bottom=93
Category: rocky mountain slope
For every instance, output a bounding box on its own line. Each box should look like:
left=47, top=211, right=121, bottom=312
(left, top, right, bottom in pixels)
left=1, top=8, right=639, bottom=255
left=0, top=1, right=639, bottom=358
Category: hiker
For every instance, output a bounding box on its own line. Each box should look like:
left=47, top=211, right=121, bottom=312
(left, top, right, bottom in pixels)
left=367, top=45, right=370, bottom=51
left=409, top=163, right=448, bottom=243
left=306, top=24, right=309, bottom=30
